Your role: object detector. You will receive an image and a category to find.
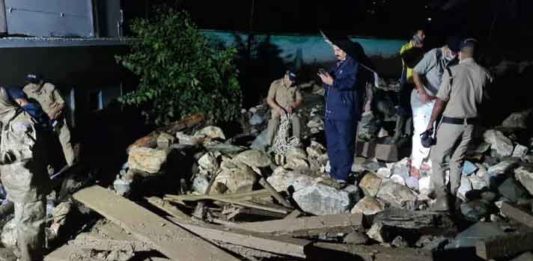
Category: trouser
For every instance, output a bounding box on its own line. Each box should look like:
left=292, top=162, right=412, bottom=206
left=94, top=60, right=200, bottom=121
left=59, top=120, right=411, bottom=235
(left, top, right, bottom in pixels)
left=57, top=119, right=75, bottom=166
left=266, top=113, right=301, bottom=145
left=430, top=123, right=474, bottom=197
left=325, top=119, right=358, bottom=181
left=410, top=89, right=435, bottom=169
left=14, top=198, right=46, bottom=261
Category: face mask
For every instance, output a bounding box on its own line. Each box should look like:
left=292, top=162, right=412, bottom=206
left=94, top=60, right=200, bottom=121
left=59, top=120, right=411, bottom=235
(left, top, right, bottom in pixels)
left=444, top=50, right=456, bottom=61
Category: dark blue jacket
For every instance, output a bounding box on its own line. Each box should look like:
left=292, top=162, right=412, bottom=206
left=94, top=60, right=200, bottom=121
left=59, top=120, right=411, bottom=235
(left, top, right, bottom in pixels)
left=22, top=103, right=53, bottom=131
left=324, top=57, right=363, bottom=121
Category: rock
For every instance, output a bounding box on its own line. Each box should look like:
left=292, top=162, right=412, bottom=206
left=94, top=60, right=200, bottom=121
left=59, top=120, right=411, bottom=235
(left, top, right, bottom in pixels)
left=474, top=142, right=491, bottom=154
left=512, top=252, right=533, bottom=261
left=481, top=191, right=497, bottom=202
left=377, top=181, right=417, bottom=208
left=249, top=113, right=265, bottom=126
left=127, top=147, right=168, bottom=174
left=1, top=219, right=16, bottom=248
left=266, top=168, right=315, bottom=192
left=351, top=157, right=366, bottom=173
left=351, top=196, right=384, bottom=215
left=343, top=231, right=369, bottom=245
left=250, top=129, right=269, bottom=150
left=419, top=176, right=431, bottom=195
left=391, top=236, right=408, bottom=248
left=195, top=126, right=226, bottom=140
left=512, top=144, right=529, bottom=159
left=405, top=176, right=419, bottom=190
left=343, top=185, right=362, bottom=204
left=176, top=132, right=202, bottom=145
left=192, top=175, right=210, bottom=194
left=501, top=110, right=531, bottom=129
left=391, top=158, right=410, bottom=180
left=460, top=200, right=491, bottom=222
left=292, top=184, right=352, bottom=215
left=390, top=174, right=406, bottom=186
left=462, top=161, right=478, bottom=176
left=457, top=176, right=473, bottom=201
left=362, top=160, right=382, bottom=172
left=468, top=175, right=489, bottom=190
left=113, top=176, right=131, bottom=196
left=376, top=167, right=392, bottom=179
left=358, top=172, right=382, bottom=197
left=498, top=177, right=529, bottom=202
left=156, top=132, right=176, bottom=149
left=306, top=141, right=326, bottom=158
left=487, top=158, right=519, bottom=176
left=483, top=130, right=514, bottom=158
left=234, top=150, right=272, bottom=169
left=515, top=166, right=533, bottom=195
left=284, top=148, right=309, bottom=170
left=450, top=222, right=505, bottom=248
left=210, top=162, right=257, bottom=194
left=416, top=235, right=449, bottom=250
left=476, top=163, right=488, bottom=177
left=366, top=222, right=388, bottom=243
left=306, top=118, right=324, bottom=129
left=198, top=152, right=219, bottom=174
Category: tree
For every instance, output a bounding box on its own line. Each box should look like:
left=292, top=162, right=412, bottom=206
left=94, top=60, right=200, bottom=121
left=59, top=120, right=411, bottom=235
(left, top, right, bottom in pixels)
left=117, top=9, right=242, bottom=125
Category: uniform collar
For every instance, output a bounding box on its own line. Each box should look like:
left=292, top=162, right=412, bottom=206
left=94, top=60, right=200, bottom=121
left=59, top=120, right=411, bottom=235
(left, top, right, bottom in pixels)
left=459, top=58, right=475, bottom=64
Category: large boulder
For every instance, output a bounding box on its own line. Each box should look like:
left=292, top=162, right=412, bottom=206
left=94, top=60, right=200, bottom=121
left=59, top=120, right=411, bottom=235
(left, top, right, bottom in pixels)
left=483, top=130, right=514, bottom=158
left=501, top=110, right=531, bottom=129
left=234, top=149, right=272, bottom=169
left=284, top=148, right=309, bottom=170
left=351, top=196, right=384, bottom=215
left=358, top=172, right=382, bottom=197
left=210, top=161, right=257, bottom=194
left=127, top=147, right=168, bottom=174
left=515, top=166, right=533, bottom=195
left=377, top=181, right=417, bottom=208
left=293, top=184, right=352, bottom=215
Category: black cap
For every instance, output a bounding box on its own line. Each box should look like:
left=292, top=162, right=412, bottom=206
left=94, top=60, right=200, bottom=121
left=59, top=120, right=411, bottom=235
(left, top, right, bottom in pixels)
left=287, top=70, right=297, bottom=82
left=26, top=74, right=42, bottom=84
left=446, top=36, right=462, bottom=53
left=6, top=86, right=26, bottom=100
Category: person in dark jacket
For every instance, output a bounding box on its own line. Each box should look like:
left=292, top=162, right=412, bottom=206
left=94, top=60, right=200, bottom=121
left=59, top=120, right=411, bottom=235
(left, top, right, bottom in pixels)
left=318, top=36, right=363, bottom=184
left=6, top=86, right=53, bottom=131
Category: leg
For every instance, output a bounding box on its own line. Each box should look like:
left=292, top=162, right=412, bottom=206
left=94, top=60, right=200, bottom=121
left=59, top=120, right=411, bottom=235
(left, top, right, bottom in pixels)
left=266, top=113, right=280, bottom=146
left=290, top=114, right=301, bottom=140
left=449, top=125, right=474, bottom=196
left=14, top=199, right=46, bottom=261
left=410, top=91, right=434, bottom=170
left=331, top=120, right=357, bottom=181
left=57, top=119, right=75, bottom=166
left=325, top=119, right=340, bottom=178
left=430, top=124, right=463, bottom=197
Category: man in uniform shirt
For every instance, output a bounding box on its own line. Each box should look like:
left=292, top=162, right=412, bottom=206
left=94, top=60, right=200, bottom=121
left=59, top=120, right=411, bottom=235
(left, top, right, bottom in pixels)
left=410, top=38, right=460, bottom=177
left=23, top=74, right=75, bottom=166
left=426, top=39, right=492, bottom=211
left=266, top=70, right=303, bottom=146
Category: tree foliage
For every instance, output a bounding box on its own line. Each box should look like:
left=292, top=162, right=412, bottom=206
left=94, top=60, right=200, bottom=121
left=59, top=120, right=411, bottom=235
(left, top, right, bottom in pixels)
left=117, top=9, right=242, bottom=125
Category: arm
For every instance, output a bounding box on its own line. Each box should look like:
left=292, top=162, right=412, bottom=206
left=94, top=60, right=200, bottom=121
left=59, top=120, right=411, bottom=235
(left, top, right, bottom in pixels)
left=292, top=90, right=303, bottom=110
left=413, top=51, right=436, bottom=103
left=319, top=63, right=358, bottom=91
left=266, top=83, right=285, bottom=115
left=426, top=98, right=447, bottom=130
left=49, top=87, right=65, bottom=120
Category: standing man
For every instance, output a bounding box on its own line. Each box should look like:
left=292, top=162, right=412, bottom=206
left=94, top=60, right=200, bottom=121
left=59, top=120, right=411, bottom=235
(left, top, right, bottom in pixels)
left=393, top=29, right=425, bottom=142
left=0, top=87, right=50, bottom=260
left=23, top=74, right=75, bottom=166
left=410, top=38, right=460, bottom=178
left=427, top=39, right=492, bottom=211
left=319, top=37, right=363, bottom=185
left=266, top=70, right=303, bottom=146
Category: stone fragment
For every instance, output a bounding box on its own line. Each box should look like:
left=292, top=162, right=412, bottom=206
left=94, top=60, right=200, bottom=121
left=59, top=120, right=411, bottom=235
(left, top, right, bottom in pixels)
left=366, top=222, right=388, bottom=243
left=483, top=129, right=514, bottom=158
left=210, top=162, right=257, bottom=194
left=198, top=152, right=219, bottom=174
left=377, top=181, right=417, bottom=208
left=501, top=110, right=531, bottom=129
left=498, top=177, right=529, bottom=202
left=234, top=149, right=271, bottom=169
left=250, top=129, right=269, bottom=150
left=450, top=222, right=505, bottom=248
left=462, top=161, right=478, bottom=176
left=391, top=236, right=408, bottom=248
left=343, top=185, right=362, bottom=204
left=390, top=174, right=406, bottom=186
left=266, top=167, right=314, bottom=192
left=127, top=147, right=168, bottom=174
left=515, top=166, right=533, bottom=195
left=249, top=113, right=265, bottom=126
left=512, top=144, right=529, bottom=159
left=487, top=159, right=519, bottom=176
left=376, top=167, right=392, bottom=179
left=391, top=158, right=410, bottom=180
left=460, top=200, right=491, bottom=222
left=306, top=141, right=326, bottom=158
left=343, top=231, right=369, bottom=245
left=176, top=132, right=202, bottom=145
left=351, top=157, right=366, bottom=173
left=350, top=196, right=384, bottom=215
left=292, top=184, right=352, bottom=216
left=468, top=175, right=489, bottom=190
left=156, top=132, right=176, bottom=149
left=284, top=148, right=309, bottom=171
left=358, top=172, right=382, bottom=197
left=1, top=219, right=16, bottom=248
left=194, top=126, right=226, bottom=140
left=418, top=176, right=431, bottom=195
left=192, top=175, right=210, bottom=194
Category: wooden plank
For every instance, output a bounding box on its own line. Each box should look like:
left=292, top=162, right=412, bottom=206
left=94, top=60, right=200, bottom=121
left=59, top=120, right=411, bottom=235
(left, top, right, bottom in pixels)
left=475, top=231, right=533, bottom=260
left=223, top=213, right=363, bottom=236
left=70, top=233, right=153, bottom=252
left=147, top=195, right=310, bottom=258
left=45, top=244, right=170, bottom=261
left=258, top=178, right=292, bottom=208
left=73, top=185, right=238, bottom=261
left=501, top=202, right=533, bottom=228
left=311, top=242, right=433, bottom=261
left=146, top=197, right=190, bottom=220
left=284, top=210, right=302, bottom=219
left=164, top=189, right=271, bottom=202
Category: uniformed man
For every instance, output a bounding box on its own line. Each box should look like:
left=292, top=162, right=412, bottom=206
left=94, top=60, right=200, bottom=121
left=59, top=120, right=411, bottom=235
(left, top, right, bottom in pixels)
left=318, top=36, right=363, bottom=185
left=266, top=70, right=303, bottom=146
left=23, top=74, right=75, bottom=166
left=410, top=37, right=460, bottom=178
left=0, top=86, right=50, bottom=260
left=426, top=39, right=492, bottom=211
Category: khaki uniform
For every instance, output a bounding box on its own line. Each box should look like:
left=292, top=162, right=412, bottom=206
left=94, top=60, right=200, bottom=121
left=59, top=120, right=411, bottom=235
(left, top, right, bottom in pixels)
left=0, top=88, right=51, bottom=261
left=23, top=82, right=75, bottom=166
left=266, top=79, right=302, bottom=145
left=430, top=58, right=492, bottom=198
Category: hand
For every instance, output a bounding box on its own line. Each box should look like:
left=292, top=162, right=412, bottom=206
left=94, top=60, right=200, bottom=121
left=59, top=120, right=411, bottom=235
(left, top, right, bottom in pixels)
left=318, top=72, right=334, bottom=85
left=418, top=90, right=435, bottom=103
left=276, top=107, right=287, bottom=117
left=286, top=106, right=293, bottom=114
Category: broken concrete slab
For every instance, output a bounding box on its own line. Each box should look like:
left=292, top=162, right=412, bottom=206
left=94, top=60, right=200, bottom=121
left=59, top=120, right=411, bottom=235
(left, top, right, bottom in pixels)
left=450, top=222, right=506, bottom=248
left=351, top=196, right=384, bottom=216
left=358, top=172, right=382, bottom=197
left=501, top=202, right=533, bottom=228
left=476, top=231, right=533, bottom=260
left=73, top=186, right=238, bottom=261
left=513, top=144, right=529, bottom=159
left=312, top=242, right=434, bottom=261
left=293, top=183, right=352, bottom=215
left=483, top=129, right=514, bottom=158
left=377, top=181, right=417, bottom=208
left=515, top=166, right=533, bottom=195
left=127, top=147, right=168, bottom=174
left=498, top=177, right=529, bottom=202
left=343, top=231, right=369, bottom=245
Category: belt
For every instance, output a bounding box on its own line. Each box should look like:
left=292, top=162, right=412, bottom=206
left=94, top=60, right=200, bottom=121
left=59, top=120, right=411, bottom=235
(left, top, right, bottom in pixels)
left=442, top=116, right=477, bottom=125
